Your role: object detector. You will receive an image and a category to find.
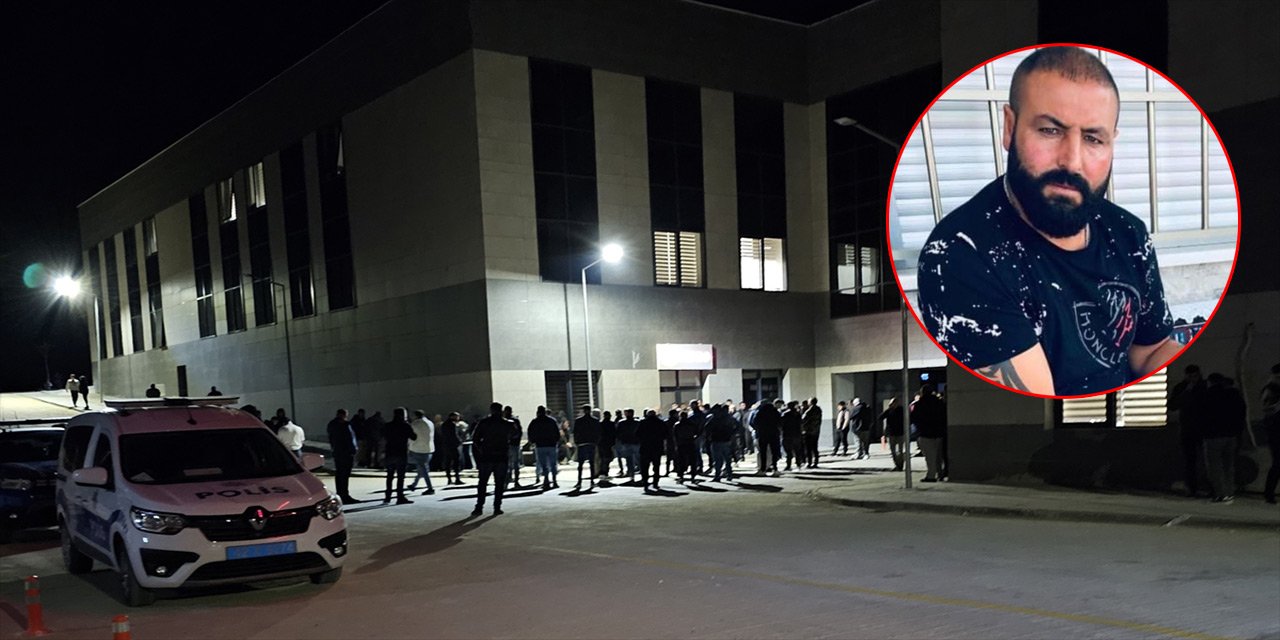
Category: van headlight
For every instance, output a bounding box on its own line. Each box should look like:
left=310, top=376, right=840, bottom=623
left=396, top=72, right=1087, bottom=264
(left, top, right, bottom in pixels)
left=130, top=507, right=187, bottom=534
left=316, top=495, right=342, bottom=521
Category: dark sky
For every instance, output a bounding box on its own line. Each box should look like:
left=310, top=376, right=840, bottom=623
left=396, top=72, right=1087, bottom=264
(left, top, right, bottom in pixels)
left=0, top=1, right=870, bottom=392
left=0, top=2, right=388, bottom=391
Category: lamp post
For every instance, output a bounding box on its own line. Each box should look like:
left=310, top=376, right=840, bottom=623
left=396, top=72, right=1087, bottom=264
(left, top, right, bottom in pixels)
left=832, top=116, right=913, bottom=488
left=52, top=275, right=105, bottom=406
left=247, top=275, right=295, bottom=420
left=581, top=243, right=624, bottom=410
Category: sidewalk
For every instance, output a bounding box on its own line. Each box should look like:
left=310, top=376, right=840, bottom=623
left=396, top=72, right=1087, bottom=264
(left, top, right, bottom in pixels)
left=806, top=459, right=1280, bottom=532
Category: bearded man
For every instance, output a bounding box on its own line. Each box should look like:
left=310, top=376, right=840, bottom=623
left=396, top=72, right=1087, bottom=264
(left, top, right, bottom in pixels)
left=917, top=46, right=1177, bottom=396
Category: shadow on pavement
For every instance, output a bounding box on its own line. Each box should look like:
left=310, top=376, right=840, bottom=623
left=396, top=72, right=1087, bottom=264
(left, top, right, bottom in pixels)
left=356, top=516, right=495, bottom=575
left=732, top=481, right=784, bottom=492
left=641, top=487, right=687, bottom=497
left=342, top=502, right=398, bottom=514
left=560, top=487, right=597, bottom=497
left=683, top=483, right=729, bottom=493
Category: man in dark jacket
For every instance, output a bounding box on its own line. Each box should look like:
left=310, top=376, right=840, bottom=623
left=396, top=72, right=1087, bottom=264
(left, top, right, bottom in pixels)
left=326, top=408, right=361, bottom=504
left=1202, top=374, right=1246, bottom=503
left=472, top=402, right=516, bottom=516
left=363, top=410, right=386, bottom=469
left=636, top=409, right=671, bottom=490
left=751, top=400, right=782, bottom=476
left=382, top=407, right=416, bottom=505
left=851, top=398, right=871, bottom=459
left=673, top=410, right=700, bottom=483
left=572, top=404, right=601, bottom=490
left=801, top=397, right=823, bottom=468
left=615, top=408, right=641, bottom=481
left=598, top=412, right=618, bottom=480
left=780, top=401, right=803, bottom=471
left=912, top=385, right=947, bottom=482
left=880, top=398, right=906, bottom=471
left=437, top=412, right=464, bottom=485
left=527, top=406, right=561, bottom=490
left=706, top=404, right=738, bottom=481
left=503, top=406, right=524, bottom=489
left=1170, top=365, right=1208, bottom=497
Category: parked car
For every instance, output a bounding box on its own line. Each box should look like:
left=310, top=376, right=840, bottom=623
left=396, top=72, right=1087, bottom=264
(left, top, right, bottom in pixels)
left=56, top=397, right=347, bottom=606
left=1, top=424, right=65, bottom=542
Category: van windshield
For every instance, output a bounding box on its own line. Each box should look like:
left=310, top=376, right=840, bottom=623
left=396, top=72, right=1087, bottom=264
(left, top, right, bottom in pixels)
left=119, top=428, right=301, bottom=484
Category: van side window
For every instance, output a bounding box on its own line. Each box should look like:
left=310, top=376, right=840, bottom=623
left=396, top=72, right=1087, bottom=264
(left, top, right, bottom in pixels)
left=91, top=434, right=115, bottom=489
left=61, top=425, right=94, bottom=471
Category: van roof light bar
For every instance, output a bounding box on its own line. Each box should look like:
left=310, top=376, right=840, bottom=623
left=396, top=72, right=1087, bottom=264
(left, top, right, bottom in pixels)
left=104, top=396, right=242, bottom=410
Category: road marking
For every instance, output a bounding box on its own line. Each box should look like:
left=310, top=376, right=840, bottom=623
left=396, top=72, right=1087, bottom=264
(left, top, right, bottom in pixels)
left=525, top=544, right=1234, bottom=640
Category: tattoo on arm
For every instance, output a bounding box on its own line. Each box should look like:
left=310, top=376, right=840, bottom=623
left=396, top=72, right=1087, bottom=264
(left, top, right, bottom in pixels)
left=977, top=360, right=1028, bottom=391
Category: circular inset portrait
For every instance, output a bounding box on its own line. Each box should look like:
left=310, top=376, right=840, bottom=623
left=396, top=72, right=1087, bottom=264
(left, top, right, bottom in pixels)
left=887, top=44, right=1239, bottom=399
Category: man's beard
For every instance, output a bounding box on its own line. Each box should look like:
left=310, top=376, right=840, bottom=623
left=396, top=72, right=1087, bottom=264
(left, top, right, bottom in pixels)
left=1006, top=134, right=1110, bottom=239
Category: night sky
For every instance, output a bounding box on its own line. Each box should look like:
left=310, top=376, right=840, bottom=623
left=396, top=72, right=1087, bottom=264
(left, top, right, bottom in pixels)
left=0, top=2, right=387, bottom=392
left=0, top=1, right=869, bottom=393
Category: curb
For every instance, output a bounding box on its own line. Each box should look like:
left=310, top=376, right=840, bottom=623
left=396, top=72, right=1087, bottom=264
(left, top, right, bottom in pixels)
left=807, top=489, right=1280, bottom=533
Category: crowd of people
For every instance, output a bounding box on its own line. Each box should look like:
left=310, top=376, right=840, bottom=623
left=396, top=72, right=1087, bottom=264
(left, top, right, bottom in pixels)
left=291, top=388, right=949, bottom=517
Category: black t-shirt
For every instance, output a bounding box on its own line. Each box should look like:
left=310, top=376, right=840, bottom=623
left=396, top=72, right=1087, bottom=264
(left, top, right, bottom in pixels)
left=917, top=177, right=1172, bottom=395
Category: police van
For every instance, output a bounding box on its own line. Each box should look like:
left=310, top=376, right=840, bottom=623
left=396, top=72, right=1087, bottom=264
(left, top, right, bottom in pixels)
left=56, top=397, right=347, bottom=606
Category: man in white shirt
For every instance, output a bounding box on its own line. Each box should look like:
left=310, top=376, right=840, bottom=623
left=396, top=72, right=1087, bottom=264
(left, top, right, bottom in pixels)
left=407, top=410, right=436, bottom=495
left=276, top=416, right=306, bottom=458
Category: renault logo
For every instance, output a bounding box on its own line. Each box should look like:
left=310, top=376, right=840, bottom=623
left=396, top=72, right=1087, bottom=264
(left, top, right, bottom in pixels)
left=246, top=507, right=268, bottom=532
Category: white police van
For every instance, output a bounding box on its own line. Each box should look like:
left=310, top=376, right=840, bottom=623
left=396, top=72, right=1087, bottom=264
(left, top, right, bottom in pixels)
left=56, top=397, right=347, bottom=606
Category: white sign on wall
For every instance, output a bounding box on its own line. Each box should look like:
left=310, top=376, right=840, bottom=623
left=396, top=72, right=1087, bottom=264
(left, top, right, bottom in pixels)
left=656, top=343, right=715, bottom=370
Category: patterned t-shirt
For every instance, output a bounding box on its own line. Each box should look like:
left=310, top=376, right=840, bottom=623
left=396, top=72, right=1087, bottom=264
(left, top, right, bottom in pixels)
left=916, top=177, right=1172, bottom=395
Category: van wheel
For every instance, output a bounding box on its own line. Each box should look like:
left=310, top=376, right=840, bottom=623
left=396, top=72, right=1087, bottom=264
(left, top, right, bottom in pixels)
left=309, top=566, right=342, bottom=584
left=115, top=545, right=155, bottom=607
left=60, top=520, right=93, bottom=574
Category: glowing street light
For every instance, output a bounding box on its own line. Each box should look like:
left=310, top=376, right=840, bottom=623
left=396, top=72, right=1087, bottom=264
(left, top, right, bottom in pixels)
left=581, top=243, right=624, bottom=410
left=53, top=275, right=81, bottom=299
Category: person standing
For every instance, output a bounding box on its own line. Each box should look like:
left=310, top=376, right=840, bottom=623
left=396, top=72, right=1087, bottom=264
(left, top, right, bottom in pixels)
left=276, top=413, right=306, bottom=458
left=351, top=409, right=370, bottom=467
left=472, top=402, right=515, bottom=516
left=79, top=375, right=92, bottom=408
left=637, top=409, right=671, bottom=491
left=66, top=374, right=81, bottom=408
left=673, top=409, right=700, bottom=483
left=326, top=409, right=360, bottom=504
left=145, top=384, right=161, bottom=398
left=801, top=397, right=823, bottom=468
left=615, top=408, right=641, bottom=481
left=1170, top=365, right=1208, bottom=497
left=1201, top=374, right=1245, bottom=504
left=364, top=410, right=386, bottom=469
left=382, top=408, right=416, bottom=505
left=833, top=400, right=851, bottom=457
left=503, top=406, right=524, bottom=489
left=706, top=404, right=737, bottom=482
left=912, top=384, right=947, bottom=482
left=528, top=406, right=561, bottom=490
left=438, top=412, right=464, bottom=485
left=780, top=401, right=803, bottom=471
left=572, top=404, right=602, bottom=490
left=880, top=398, right=906, bottom=471
left=207, top=386, right=223, bottom=396
left=852, top=398, right=872, bottom=459
left=598, top=410, right=618, bottom=480
left=1260, top=363, right=1280, bottom=504
left=751, top=400, right=782, bottom=476
left=406, top=410, right=436, bottom=495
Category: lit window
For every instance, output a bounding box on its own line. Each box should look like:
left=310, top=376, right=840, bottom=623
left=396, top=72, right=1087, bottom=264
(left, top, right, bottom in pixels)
left=835, top=242, right=879, bottom=295
left=655, top=231, right=702, bottom=287
left=248, top=162, right=267, bottom=209
left=1059, top=368, right=1167, bottom=428
left=217, top=178, right=237, bottom=222
left=740, top=237, right=786, bottom=291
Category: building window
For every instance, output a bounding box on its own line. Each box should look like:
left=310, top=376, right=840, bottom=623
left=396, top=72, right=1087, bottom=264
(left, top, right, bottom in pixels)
left=280, top=141, right=315, bottom=318
left=739, top=237, right=786, bottom=291
left=122, top=227, right=144, bottom=352
left=189, top=192, right=216, bottom=338
left=1057, top=369, right=1168, bottom=428
left=102, top=235, right=124, bottom=356
left=734, top=94, right=787, bottom=291
left=544, top=370, right=602, bottom=418
left=530, top=58, right=599, bottom=284
left=248, top=161, right=267, bottom=209
left=247, top=168, right=275, bottom=326
left=142, top=217, right=166, bottom=349
left=654, top=230, right=703, bottom=287
left=87, top=245, right=107, bottom=359
left=647, top=78, right=704, bottom=287
left=218, top=177, right=246, bottom=333
left=827, top=65, right=939, bottom=317
left=659, top=370, right=706, bottom=409
left=318, top=122, right=356, bottom=310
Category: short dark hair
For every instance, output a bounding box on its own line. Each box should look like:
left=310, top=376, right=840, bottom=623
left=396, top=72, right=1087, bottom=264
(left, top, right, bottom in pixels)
left=1010, top=46, right=1119, bottom=120
left=1184, top=364, right=1201, bottom=374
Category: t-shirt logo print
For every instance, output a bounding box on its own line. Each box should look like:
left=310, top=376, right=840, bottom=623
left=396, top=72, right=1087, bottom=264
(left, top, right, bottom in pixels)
left=1073, top=281, right=1141, bottom=369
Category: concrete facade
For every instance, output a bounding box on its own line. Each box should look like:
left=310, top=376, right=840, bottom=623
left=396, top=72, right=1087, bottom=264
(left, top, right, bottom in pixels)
left=76, top=0, right=1277, bottom=493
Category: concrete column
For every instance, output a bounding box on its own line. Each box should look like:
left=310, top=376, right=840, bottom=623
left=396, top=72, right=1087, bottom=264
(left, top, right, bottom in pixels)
left=701, top=88, right=737, bottom=290
left=593, top=70, right=652, bottom=287
left=702, top=368, right=743, bottom=405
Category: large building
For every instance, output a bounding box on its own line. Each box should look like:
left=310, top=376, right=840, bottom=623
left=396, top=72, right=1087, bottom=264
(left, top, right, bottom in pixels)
left=77, top=0, right=1278, bottom=491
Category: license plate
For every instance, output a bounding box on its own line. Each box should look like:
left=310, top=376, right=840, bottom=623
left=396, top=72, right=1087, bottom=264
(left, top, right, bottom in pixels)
left=226, top=540, right=296, bottom=560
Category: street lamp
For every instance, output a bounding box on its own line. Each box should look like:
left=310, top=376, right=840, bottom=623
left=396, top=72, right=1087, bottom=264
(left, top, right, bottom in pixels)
left=246, top=275, right=295, bottom=420
left=581, top=243, right=623, bottom=410
left=833, top=116, right=914, bottom=489
left=52, top=275, right=105, bottom=406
